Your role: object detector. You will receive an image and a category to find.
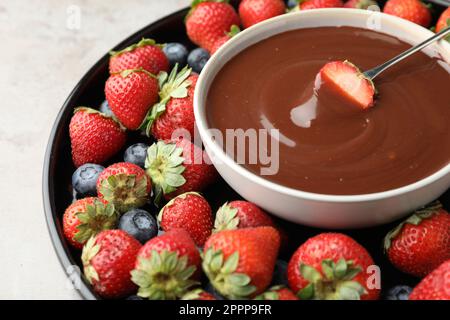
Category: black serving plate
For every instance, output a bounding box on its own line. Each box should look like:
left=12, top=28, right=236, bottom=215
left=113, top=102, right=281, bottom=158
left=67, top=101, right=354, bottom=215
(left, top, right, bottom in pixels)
left=43, top=1, right=449, bottom=300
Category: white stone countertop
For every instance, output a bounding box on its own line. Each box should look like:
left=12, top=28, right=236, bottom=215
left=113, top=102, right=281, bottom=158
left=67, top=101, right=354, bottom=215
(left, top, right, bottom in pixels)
left=0, top=0, right=190, bottom=300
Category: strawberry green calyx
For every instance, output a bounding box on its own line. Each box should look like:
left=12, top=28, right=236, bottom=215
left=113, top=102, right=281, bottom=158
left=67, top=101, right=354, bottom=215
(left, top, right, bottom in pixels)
left=254, top=285, right=284, bottom=300
left=74, top=106, right=104, bottom=116
left=99, top=174, right=149, bottom=213
left=157, top=192, right=201, bottom=223
left=181, top=288, right=206, bottom=300
left=117, top=67, right=157, bottom=79
left=353, top=0, right=378, bottom=9
left=131, top=250, right=198, bottom=300
left=141, top=64, right=192, bottom=136
left=254, top=291, right=278, bottom=300
left=298, top=258, right=366, bottom=300
left=227, top=25, right=240, bottom=37
left=145, top=141, right=186, bottom=204
left=109, top=38, right=163, bottom=57
left=74, top=200, right=119, bottom=243
left=81, top=236, right=101, bottom=284
left=191, top=0, right=229, bottom=9
left=158, top=65, right=192, bottom=103
left=384, top=201, right=442, bottom=251
left=213, top=203, right=240, bottom=233
left=202, top=248, right=256, bottom=299
left=74, top=106, right=126, bottom=131
left=74, top=106, right=114, bottom=120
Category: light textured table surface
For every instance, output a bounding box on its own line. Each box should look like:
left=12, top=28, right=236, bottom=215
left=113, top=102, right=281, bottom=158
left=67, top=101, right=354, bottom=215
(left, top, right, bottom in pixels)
left=0, top=0, right=189, bottom=300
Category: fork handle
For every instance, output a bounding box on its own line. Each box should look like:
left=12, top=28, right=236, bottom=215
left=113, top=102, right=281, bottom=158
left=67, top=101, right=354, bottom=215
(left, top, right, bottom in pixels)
left=363, top=27, right=450, bottom=80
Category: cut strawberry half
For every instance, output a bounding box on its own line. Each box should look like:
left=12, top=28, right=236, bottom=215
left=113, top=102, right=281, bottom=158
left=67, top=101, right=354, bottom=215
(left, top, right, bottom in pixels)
left=319, top=60, right=376, bottom=109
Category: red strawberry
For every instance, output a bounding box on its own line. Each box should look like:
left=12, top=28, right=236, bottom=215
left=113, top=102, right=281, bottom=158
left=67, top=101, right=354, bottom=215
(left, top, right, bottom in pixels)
left=210, top=37, right=230, bottom=55
left=142, top=65, right=198, bottom=140
left=210, top=25, right=241, bottom=55
left=344, top=0, right=378, bottom=9
left=105, top=69, right=159, bottom=130
left=383, top=0, right=431, bottom=27
left=69, top=107, right=126, bottom=167
left=63, top=197, right=119, bottom=249
left=255, top=285, right=299, bottom=300
left=239, top=0, right=286, bottom=29
left=409, top=260, right=450, bottom=300
left=96, top=162, right=151, bottom=214
left=158, top=192, right=213, bottom=246
left=186, top=0, right=240, bottom=52
left=109, top=38, right=169, bottom=75
left=384, top=201, right=450, bottom=278
left=82, top=230, right=142, bottom=299
left=203, top=226, right=280, bottom=299
left=145, top=138, right=217, bottom=202
left=181, top=289, right=216, bottom=300
left=436, top=7, right=450, bottom=33
left=297, top=0, right=344, bottom=10
left=131, top=228, right=201, bottom=299
left=287, top=233, right=380, bottom=300
left=213, top=200, right=274, bottom=232
left=319, top=60, right=375, bottom=109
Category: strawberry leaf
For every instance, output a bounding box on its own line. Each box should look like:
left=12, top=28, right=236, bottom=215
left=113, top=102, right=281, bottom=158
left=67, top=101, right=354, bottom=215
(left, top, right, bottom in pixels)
left=191, top=0, right=229, bottom=9
left=384, top=201, right=442, bottom=251
left=181, top=288, right=204, bottom=300
left=73, top=200, right=118, bottom=243
left=99, top=173, right=149, bottom=213
left=141, top=64, right=192, bottom=137
left=321, top=260, right=335, bottom=280
left=81, top=236, right=101, bottom=284
left=337, top=281, right=367, bottom=300
left=145, top=141, right=186, bottom=200
left=254, top=291, right=279, bottom=300
left=202, top=248, right=256, bottom=299
left=334, top=258, right=348, bottom=279
left=213, top=203, right=240, bottom=232
left=254, top=286, right=286, bottom=300
left=298, top=283, right=314, bottom=300
left=131, top=250, right=198, bottom=300
left=227, top=25, right=241, bottom=37
left=110, top=38, right=163, bottom=57
left=299, top=259, right=365, bottom=300
left=300, top=264, right=322, bottom=283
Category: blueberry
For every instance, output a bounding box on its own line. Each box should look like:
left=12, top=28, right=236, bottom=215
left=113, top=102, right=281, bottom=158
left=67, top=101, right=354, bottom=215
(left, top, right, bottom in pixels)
left=286, top=0, right=298, bottom=8
left=124, top=143, right=149, bottom=168
left=99, top=100, right=114, bottom=117
left=271, top=260, right=289, bottom=286
left=126, top=295, right=143, bottom=300
left=72, top=163, right=105, bottom=197
left=118, top=209, right=158, bottom=244
left=187, top=48, right=210, bottom=74
left=163, top=43, right=189, bottom=69
left=384, top=285, right=413, bottom=300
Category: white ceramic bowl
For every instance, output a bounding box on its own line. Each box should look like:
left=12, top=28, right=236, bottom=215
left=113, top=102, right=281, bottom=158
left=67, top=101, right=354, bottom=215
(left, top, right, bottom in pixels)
left=194, top=9, right=450, bottom=228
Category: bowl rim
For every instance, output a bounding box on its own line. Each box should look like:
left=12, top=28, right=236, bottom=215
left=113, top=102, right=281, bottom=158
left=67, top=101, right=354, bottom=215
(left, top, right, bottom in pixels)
left=42, top=7, right=189, bottom=300
left=194, top=8, right=450, bottom=204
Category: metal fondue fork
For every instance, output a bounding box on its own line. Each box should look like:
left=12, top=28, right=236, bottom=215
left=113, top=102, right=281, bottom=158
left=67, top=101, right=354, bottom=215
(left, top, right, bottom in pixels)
left=363, top=27, right=450, bottom=80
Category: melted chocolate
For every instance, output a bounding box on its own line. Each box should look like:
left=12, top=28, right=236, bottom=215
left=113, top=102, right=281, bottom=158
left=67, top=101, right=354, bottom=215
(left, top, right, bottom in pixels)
left=207, top=27, right=450, bottom=195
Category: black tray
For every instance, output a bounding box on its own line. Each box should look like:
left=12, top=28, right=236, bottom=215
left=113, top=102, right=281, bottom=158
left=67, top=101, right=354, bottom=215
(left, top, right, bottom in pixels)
left=43, top=1, right=450, bottom=300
